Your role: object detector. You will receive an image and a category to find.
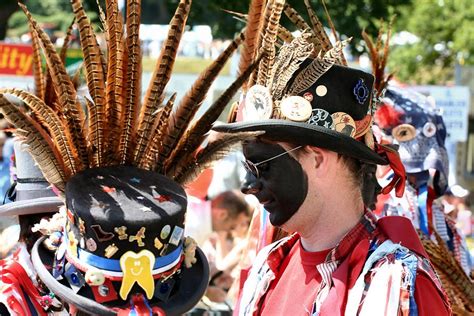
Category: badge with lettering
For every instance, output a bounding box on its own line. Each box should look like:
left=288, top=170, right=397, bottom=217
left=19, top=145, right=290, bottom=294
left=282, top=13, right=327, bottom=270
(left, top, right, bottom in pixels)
left=354, top=114, right=372, bottom=138
left=243, top=85, right=273, bottom=121
left=307, top=108, right=333, bottom=129
left=280, top=96, right=313, bottom=122
left=119, top=250, right=155, bottom=300
left=332, top=112, right=356, bottom=137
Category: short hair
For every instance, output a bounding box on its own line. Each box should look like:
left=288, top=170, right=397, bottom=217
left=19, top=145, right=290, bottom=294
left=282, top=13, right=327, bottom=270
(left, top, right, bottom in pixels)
left=211, top=190, right=251, bottom=219
left=338, top=154, right=381, bottom=210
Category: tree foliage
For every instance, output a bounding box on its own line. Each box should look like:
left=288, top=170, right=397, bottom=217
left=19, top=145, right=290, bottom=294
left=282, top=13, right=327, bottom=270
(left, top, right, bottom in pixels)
left=388, top=0, right=474, bottom=84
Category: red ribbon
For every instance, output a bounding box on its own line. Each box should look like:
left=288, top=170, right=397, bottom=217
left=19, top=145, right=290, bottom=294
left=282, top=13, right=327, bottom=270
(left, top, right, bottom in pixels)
left=377, top=144, right=406, bottom=198
left=0, top=252, right=47, bottom=316
left=115, top=294, right=166, bottom=316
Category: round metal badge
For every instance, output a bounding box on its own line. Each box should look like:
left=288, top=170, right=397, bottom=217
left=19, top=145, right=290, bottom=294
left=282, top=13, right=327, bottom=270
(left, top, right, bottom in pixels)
left=354, top=115, right=372, bottom=138
left=160, top=225, right=171, bottom=240
left=243, top=85, right=273, bottom=121
left=307, top=108, right=333, bottom=129
left=332, top=112, right=356, bottom=137
left=392, top=124, right=416, bottom=142
left=423, top=122, right=436, bottom=137
left=280, top=96, right=313, bottom=122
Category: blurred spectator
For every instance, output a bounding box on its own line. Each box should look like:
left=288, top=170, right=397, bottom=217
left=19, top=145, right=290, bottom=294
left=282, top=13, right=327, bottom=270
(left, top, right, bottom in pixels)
left=443, top=185, right=472, bottom=237
left=185, top=190, right=251, bottom=312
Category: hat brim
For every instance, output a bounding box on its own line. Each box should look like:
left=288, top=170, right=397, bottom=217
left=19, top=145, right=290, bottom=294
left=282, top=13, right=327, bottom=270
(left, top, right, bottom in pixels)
left=212, top=120, right=388, bottom=165
left=31, top=236, right=209, bottom=316
left=0, top=196, right=63, bottom=216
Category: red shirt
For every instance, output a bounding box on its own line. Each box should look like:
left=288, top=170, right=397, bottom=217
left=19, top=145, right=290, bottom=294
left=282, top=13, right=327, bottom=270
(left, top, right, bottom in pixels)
left=260, top=240, right=330, bottom=315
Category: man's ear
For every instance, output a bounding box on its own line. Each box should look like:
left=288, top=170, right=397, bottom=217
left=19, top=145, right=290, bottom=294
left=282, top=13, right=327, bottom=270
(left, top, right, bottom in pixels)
left=308, top=146, right=332, bottom=177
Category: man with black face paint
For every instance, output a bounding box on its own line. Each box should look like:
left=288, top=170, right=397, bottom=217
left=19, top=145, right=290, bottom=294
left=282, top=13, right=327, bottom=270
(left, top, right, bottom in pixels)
left=212, top=33, right=451, bottom=316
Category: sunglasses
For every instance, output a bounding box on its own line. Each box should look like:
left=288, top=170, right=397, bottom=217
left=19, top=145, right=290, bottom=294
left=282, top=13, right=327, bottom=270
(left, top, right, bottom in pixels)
left=242, top=146, right=302, bottom=178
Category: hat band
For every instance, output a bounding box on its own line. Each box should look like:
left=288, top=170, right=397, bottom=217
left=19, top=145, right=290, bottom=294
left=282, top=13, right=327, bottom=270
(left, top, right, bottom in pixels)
left=75, top=244, right=183, bottom=272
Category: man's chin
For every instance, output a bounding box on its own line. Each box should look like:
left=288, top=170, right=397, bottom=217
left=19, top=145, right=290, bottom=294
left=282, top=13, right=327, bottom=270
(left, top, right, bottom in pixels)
left=268, top=211, right=291, bottom=227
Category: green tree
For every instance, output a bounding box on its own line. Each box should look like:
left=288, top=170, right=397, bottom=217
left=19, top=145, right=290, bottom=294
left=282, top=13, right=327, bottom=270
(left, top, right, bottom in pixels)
left=389, top=0, right=474, bottom=84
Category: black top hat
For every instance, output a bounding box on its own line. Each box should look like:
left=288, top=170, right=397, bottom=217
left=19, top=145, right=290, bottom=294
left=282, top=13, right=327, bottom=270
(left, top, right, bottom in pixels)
left=213, top=62, right=387, bottom=165
left=31, top=166, right=209, bottom=314
left=0, top=141, right=63, bottom=216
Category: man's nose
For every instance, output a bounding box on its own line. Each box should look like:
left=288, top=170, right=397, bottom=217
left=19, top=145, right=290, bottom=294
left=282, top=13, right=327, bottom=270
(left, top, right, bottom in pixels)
left=241, top=174, right=262, bottom=195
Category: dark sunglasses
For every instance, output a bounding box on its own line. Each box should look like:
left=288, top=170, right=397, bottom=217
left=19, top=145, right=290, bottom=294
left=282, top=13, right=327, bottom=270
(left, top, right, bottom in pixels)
left=242, top=146, right=302, bottom=178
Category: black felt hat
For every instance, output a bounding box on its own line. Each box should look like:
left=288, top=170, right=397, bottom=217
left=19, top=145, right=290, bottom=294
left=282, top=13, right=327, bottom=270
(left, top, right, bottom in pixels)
left=31, top=166, right=209, bottom=315
left=213, top=62, right=388, bottom=165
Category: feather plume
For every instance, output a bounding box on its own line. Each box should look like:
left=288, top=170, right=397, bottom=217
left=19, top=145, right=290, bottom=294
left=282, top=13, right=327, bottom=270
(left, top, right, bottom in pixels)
left=104, top=0, right=125, bottom=163
left=19, top=3, right=88, bottom=169
left=134, top=0, right=192, bottom=165
left=172, top=132, right=263, bottom=184
left=362, top=19, right=394, bottom=97
left=118, top=0, right=143, bottom=164
left=95, top=0, right=108, bottom=34
left=269, top=34, right=314, bottom=99
left=0, top=95, right=66, bottom=191
left=287, top=39, right=348, bottom=95
left=59, top=18, right=76, bottom=65
left=29, top=20, right=44, bottom=101
left=158, top=32, right=244, bottom=174
left=303, top=0, right=332, bottom=53
left=71, top=0, right=106, bottom=166
left=256, top=0, right=285, bottom=86
left=238, top=0, right=265, bottom=92
left=420, top=230, right=474, bottom=312
left=144, top=93, right=177, bottom=172
left=165, top=56, right=262, bottom=171
left=1, top=88, right=80, bottom=176
left=277, top=25, right=294, bottom=44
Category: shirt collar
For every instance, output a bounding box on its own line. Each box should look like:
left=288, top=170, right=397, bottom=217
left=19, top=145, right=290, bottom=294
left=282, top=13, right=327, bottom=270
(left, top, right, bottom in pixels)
left=266, top=210, right=377, bottom=273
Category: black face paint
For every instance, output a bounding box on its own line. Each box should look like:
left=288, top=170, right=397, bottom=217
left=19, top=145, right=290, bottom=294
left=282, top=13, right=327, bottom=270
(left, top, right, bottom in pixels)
left=242, top=140, right=308, bottom=226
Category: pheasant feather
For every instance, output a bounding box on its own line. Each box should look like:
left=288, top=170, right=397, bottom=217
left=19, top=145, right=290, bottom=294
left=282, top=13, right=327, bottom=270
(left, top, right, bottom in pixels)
left=287, top=39, right=348, bottom=95
left=71, top=0, right=106, bottom=166
left=1, top=88, right=80, bottom=176
left=29, top=21, right=44, bottom=101
left=238, top=0, right=265, bottom=92
left=159, top=32, right=244, bottom=174
left=303, top=0, right=332, bottom=55
left=104, top=0, right=125, bottom=163
left=145, top=93, right=177, bottom=172
left=134, top=0, right=192, bottom=165
left=165, top=57, right=261, bottom=171
left=19, top=3, right=88, bottom=169
left=0, top=95, right=66, bottom=191
left=173, top=132, right=262, bottom=184
left=119, top=0, right=142, bottom=164
left=256, top=0, right=285, bottom=86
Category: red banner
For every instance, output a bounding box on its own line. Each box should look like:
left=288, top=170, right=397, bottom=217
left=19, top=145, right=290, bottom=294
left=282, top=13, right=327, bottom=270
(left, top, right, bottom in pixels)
left=0, top=43, right=33, bottom=76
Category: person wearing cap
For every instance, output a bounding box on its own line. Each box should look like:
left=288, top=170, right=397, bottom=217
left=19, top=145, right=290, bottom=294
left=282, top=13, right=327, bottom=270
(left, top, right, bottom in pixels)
left=212, top=12, right=451, bottom=315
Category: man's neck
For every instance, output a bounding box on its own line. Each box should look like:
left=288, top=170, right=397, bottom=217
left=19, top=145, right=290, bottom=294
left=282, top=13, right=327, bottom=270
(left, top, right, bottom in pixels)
left=298, top=196, right=364, bottom=252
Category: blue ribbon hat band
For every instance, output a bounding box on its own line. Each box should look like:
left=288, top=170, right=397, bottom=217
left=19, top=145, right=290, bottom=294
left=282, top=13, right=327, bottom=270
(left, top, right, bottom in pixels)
left=64, top=235, right=183, bottom=278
